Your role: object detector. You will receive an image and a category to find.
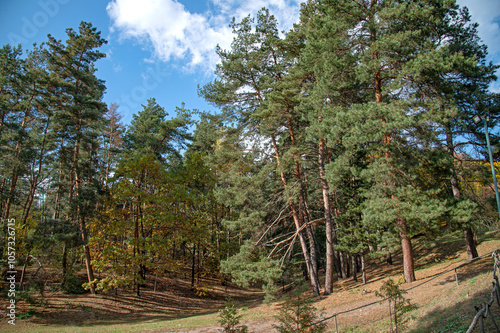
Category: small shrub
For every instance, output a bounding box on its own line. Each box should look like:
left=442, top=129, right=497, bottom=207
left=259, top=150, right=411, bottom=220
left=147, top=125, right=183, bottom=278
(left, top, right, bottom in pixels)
left=376, top=279, right=417, bottom=332
left=18, top=308, right=36, bottom=320
left=274, top=285, right=326, bottom=333
left=17, top=290, right=36, bottom=305
left=61, top=275, right=86, bottom=294
left=218, top=297, right=248, bottom=333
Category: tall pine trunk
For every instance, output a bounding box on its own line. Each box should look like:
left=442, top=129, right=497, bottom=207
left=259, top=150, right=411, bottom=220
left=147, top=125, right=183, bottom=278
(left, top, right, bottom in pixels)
left=319, top=138, right=335, bottom=295
left=398, top=217, right=416, bottom=283
left=371, top=12, right=415, bottom=282
left=445, top=125, right=478, bottom=260
left=271, top=134, right=321, bottom=296
left=290, top=116, right=321, bottom=296
left=73, top=130, right=95, bottom=294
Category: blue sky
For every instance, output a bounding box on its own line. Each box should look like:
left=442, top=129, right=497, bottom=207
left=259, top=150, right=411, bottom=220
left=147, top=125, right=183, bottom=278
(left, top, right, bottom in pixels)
left=0, top=0, right=499, bottom=126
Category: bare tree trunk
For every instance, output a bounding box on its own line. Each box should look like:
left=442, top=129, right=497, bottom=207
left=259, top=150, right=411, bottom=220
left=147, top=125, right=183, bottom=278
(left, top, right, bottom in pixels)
left=271, top=134, right=321, bottom=296
left=361, top=255, right=367, bottom=284
left=340, top=251, right=347, bottom=279
left=19, top=253, right=31, bottom=289
left=398, top=218, right=415, bottom=283
left=351, top=254, right=357, bottom=282
left=386, top=251, right=393, bottom=265
left=62, top=244, right=67, bottom=278
left=82, top=229, right=95, bottom=292
left=191, top=245, right=196, bottom=290
left=335, top=249, right=343, bottom=279
left=445, top=125, right=478, bottom=260
left=464, top=227, right=478, bottom=260
left=319, top=138, right=335, bottom=295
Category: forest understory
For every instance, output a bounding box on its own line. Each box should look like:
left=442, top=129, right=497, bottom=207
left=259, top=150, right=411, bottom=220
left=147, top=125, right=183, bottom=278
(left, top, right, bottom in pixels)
left=1, top=230, right=498, bottom=333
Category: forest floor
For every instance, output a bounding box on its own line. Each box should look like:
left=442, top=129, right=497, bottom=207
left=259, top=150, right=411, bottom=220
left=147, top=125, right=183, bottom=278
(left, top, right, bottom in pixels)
left=1, top=230, right=499, bottom=332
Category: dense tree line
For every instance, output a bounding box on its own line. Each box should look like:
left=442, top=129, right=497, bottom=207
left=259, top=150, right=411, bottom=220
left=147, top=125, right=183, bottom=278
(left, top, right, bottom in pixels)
left=1, top=0, right=499, bottom=298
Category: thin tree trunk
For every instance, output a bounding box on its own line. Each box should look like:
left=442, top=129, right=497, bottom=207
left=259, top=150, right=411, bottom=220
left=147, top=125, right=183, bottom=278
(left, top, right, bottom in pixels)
left=19, top=253, right=31, bottom=289
left=361, top=254, right=367, bottom=284
left=319, top=138, right=335, bottom=295
left=445, top=125, right=478, bottom=260
left=62, top=244, right=67, bottom=278
left=335, top=250, right=343, bottom=279
left=271, top=134, right=321, bottom=296
left=191, top=245, right=196, bottom=290
left=351, top=254, right=357, bottom=282
left=386, top=251, right=393, bottom=265
left=340, top=252, right=347, bottom=279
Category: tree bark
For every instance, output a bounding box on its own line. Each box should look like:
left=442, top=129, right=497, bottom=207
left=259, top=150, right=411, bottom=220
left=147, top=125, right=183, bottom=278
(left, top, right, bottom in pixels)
left=340, top=251, right=347, bottom=279
left=445, top=125, right=478, bottom=260
left=398, top=217, right=415, bottom=283
left=361, top=255, right=367, bottom=284
left=62, top=244, right=67, bottom=278
left=270, top=134, right=321, bottom=296
left=464, top=227, right=478, bottom=260
left=351, top=254, right=357, bottom=282
left=386, top=251, right=393, bottom=265
left=319, top=138, right=335, bottom=295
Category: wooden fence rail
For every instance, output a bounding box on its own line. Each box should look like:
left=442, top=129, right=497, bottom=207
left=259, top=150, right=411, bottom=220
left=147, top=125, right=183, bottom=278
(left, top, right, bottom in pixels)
left=466, top=250, right=500, bottom=333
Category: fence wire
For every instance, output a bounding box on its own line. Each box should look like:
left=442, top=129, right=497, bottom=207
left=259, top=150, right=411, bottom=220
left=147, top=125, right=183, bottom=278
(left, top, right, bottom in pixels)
left=466, top=250, right=500, bottom=333
left=308, top=248, right=500, bottom=333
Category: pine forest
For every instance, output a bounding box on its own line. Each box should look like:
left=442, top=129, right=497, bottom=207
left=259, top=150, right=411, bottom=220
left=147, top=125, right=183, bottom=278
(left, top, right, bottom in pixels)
left=1, top=0, right=500, bottom=330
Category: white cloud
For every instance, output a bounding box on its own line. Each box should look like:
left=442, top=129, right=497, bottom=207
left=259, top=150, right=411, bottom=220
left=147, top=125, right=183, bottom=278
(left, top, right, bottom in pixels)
left=106, top=0, right=301, bottom=72
left=456, top=0, right=500, bottom=92
left=107, top=0, right=232, bottom=70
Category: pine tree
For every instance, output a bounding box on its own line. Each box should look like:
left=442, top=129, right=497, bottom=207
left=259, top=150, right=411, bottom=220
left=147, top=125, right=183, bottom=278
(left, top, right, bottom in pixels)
left=46, top=21, right=108, bottom=293
left=414, top=4, right=499, bottom=260
left=200, top=8, right=322, bottom=296
left=293, top=0, right=478, bottom=283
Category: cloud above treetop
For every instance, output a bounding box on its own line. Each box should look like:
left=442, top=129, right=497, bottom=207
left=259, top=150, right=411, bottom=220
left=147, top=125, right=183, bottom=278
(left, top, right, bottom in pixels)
left=106, top=0, right=301, bottom=72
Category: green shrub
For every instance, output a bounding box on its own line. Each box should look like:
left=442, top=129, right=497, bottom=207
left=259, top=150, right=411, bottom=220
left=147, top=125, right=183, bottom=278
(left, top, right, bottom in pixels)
left=61, top=276, right=86, bottom=294
left=274, top=285, right=326, bottom=333
left=376, top=279, right=418, bottom=332
left=218, top=298, right=248, bottom=333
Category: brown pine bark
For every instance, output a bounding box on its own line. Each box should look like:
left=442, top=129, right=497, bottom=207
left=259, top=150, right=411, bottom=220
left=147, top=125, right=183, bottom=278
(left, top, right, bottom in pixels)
left=361, top=255, right=367, bottom=284
left=271, top=134, right=321, bottom=296
left=464, top=227, right=478, bottom=260
left=371, top=0, right=415, bottom=282
left=445, top=125, right=478, bottom=261
left=398, top=217, right=416, bottom=283
left=319, top=138, right=335, bottom=295
left=73, top=121, right=95, bottom=294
